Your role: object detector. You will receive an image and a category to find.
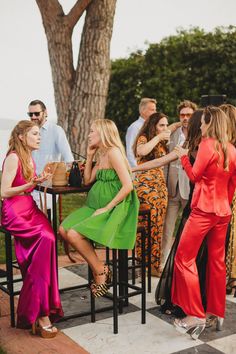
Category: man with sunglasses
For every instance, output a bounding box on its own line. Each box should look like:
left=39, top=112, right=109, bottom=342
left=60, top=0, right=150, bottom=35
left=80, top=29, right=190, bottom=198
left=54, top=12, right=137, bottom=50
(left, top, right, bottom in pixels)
left=28, top=99, right=73, bottom=176
left=27, top=100, right=73, bottom=210
left=160, top=100, right=197, bottom=274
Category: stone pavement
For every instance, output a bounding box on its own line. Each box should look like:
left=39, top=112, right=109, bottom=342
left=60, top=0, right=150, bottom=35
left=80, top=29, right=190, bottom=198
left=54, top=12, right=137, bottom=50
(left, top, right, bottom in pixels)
left=1, top=251, right=236, bottom=354
left=0, top=252, right=91, bottom=354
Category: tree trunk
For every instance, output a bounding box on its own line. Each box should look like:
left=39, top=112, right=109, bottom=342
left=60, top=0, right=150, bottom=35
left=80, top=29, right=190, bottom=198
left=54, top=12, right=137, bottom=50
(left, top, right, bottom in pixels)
left=67, top=0, right=116, bottom=154
left=36, top=0, right=117, bottom=156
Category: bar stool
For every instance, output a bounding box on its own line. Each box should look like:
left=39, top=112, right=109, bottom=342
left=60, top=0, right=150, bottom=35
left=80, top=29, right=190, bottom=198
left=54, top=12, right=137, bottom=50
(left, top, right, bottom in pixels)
left=0, top=225, right=22, bottom=327
left=136, top=205, right=152, bottom=292
left=93, top=225, right=147, bottom=334
left=106, top=206, right=152, bottom=293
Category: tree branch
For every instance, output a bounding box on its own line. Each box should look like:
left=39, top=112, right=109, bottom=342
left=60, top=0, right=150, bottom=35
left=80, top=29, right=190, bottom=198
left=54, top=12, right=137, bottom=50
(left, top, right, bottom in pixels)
left=66, top=0, right=92, bottom=29
left=36, top=0, right=64, bottom=25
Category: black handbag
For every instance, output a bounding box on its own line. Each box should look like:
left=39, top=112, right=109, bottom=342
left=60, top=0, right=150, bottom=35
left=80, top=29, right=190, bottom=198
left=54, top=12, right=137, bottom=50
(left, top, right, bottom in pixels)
left=69, top=161, right=82, bottom=187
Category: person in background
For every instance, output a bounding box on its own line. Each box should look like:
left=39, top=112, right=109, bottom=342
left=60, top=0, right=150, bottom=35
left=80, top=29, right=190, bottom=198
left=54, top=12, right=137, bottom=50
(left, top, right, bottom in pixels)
left=1, top=120, right=63, bottom=337
left=172, top=106, right=236, bottom=339
left=133, top=112, right=169, bottom=276
left=59, top=119, right=139, bottom=298
left=28, top=100, right=74, bottom=175
left=161, top=100, right=197, bottom=271
left=125, top=98, right=157, bottom=167
left=155, top=109, right=203, bottom=314
left=27, top=99, right=74, bottom=208
left=220, top=104, right=236, bottom=294
left=133, top=112, right=181, bottom=276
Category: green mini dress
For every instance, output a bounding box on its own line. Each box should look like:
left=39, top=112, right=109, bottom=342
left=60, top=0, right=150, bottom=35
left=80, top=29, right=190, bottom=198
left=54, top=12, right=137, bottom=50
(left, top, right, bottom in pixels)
left=62, top=169, right=140, bottom=249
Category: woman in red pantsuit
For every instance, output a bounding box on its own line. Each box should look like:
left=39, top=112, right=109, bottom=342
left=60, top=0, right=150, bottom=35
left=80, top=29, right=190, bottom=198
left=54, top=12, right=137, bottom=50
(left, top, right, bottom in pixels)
left=171, top=106, right=236, bottom=340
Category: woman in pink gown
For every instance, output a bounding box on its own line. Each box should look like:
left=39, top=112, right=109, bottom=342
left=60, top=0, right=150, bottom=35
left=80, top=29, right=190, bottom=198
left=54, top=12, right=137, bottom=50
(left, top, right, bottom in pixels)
left=1, top=120, right=63, bottom=337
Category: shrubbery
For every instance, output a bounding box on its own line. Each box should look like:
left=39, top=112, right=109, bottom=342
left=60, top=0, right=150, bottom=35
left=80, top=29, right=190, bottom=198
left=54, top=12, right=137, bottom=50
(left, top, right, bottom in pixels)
left=106, top=26, right=236, bottom=141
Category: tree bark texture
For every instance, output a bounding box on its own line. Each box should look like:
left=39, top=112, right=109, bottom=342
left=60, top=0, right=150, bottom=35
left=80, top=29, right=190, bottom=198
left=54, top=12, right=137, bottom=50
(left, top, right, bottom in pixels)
left=36, top=0, right=117, bottom=155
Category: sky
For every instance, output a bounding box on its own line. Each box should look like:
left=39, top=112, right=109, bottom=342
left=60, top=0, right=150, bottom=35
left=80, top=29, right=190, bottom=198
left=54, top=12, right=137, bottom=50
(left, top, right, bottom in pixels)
left=0, top=0, right=236, bottom=124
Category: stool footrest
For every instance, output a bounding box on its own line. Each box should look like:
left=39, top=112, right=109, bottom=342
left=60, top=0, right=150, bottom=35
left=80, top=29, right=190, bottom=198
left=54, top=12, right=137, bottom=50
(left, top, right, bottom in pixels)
left=0, top=226, right=21, bottom=327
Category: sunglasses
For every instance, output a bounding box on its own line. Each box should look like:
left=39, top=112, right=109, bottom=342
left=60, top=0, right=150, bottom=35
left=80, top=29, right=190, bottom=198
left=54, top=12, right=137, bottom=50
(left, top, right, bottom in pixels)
left=180, top=113, right=192, bottom=118
left=27, top=111, right=43, bottom=117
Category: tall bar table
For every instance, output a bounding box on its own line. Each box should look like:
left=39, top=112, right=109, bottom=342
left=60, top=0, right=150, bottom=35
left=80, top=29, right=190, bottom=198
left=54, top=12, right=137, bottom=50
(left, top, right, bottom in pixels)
left=35, top=183, right=90, bottom=237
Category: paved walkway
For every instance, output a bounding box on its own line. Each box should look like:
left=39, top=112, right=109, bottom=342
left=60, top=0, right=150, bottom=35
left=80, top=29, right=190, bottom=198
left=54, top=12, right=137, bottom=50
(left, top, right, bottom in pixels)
left=1, top=251, right=236, bottom=354
left=0, top=252, right=90, bottom=354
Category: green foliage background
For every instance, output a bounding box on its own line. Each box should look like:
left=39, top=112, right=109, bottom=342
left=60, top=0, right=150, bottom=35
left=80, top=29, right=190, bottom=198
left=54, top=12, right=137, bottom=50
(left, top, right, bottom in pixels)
left=106, top=26, right=236, bottom=141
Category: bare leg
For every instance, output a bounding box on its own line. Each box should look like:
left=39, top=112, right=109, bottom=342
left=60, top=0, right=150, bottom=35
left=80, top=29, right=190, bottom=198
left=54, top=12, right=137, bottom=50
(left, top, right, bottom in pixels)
left=58, top=225, right=69, bottom=242
left=67, top=229, right=106, bottom=284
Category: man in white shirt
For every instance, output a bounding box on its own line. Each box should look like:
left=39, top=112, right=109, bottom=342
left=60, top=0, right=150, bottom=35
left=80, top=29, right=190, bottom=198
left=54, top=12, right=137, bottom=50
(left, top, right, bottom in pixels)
left=28, top=99, right=74, bottom=175
left=125, top=98, right=157, bottom=167
left=28, top=99, right=74, bottom=209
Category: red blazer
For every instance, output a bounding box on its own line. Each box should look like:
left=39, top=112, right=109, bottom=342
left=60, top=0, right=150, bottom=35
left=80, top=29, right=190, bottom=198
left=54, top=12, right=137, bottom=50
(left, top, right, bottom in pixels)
left=181, top=137, right=236, bottom=216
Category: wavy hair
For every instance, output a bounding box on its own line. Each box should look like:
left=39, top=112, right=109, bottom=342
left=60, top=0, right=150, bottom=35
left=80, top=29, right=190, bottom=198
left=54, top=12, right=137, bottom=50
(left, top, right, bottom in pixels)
left=133, top=112, right=168, bottom=160
left=184, top=109, right=203, bottom=153
left=7, top=120, right=38, bottom=181
left=93, top=119, right=130, bottom=171
left=220, top=103, right=236, bottom=146
left=177, top=100, right=198, bottom=114
left=203, top=106, right=230, bottom=170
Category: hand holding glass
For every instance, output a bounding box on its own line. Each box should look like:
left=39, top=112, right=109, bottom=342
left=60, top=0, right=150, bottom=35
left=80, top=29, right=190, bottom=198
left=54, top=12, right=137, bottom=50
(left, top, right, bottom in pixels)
left=157, top=130, right=171, bottom=145
left=174, top=145, right=189, bottom=158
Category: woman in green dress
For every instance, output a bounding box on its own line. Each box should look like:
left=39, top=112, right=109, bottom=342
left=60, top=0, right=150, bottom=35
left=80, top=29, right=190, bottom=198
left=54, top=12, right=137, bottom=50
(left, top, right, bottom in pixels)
left=59, top=119, right=139, bottom=297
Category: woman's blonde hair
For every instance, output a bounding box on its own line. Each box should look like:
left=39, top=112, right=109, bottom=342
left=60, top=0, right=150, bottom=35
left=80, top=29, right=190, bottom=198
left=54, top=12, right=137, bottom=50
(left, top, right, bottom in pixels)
left=220, top=103, right=236, bottom=146
left=7, top=120, right=38, bottom=181
left=203, top=106, right=230, bottom=170
left=92, top=119, right=130, bottom=170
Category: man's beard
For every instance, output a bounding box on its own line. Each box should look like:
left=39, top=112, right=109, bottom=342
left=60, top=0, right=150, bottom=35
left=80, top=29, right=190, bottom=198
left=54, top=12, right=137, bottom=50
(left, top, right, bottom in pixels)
left=31, top=118, right=42, bottom=127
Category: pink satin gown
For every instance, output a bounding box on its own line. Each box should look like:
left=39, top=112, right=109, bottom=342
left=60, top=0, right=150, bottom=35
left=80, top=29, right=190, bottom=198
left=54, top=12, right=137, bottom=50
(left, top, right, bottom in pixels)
left=1, top=153, right=63, bottom=328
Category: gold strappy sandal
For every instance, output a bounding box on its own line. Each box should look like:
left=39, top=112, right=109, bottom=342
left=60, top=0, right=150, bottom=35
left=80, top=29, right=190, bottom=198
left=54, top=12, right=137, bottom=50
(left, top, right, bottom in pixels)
left=91, top=265, right=112, bottom=298
left=32, top=322, right=58, bottom=339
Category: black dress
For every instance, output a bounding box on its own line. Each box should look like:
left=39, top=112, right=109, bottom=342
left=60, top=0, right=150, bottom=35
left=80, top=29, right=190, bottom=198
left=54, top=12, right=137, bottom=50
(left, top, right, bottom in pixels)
left=155, top=155, right=208, bottom=317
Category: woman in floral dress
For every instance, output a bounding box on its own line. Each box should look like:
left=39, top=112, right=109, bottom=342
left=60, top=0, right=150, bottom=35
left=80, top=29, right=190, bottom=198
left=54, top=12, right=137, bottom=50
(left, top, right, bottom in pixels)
left=133, top=112, right=174, bottom=275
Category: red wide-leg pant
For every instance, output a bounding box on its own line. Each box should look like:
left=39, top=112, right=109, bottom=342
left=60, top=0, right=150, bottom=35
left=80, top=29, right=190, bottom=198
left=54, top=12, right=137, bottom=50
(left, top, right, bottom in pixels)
left=171, top=208, right=231, bottom=318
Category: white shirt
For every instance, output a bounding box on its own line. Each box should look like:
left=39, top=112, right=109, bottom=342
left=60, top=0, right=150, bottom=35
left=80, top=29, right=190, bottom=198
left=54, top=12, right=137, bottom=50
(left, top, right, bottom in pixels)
left=178, top=127, right=186, bottom=147
left=177, top=127, right=190, bottom=199
left=32, top=120, right=74, bottom=175
left=125, top=117, right=145, bottom=167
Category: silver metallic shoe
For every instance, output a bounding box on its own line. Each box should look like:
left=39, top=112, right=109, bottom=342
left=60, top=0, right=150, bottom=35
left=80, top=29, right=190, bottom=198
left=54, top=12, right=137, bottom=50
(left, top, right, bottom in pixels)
left=206, top=315, right=224, bottom=331
left=174, top=317, right=206, bottom=340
